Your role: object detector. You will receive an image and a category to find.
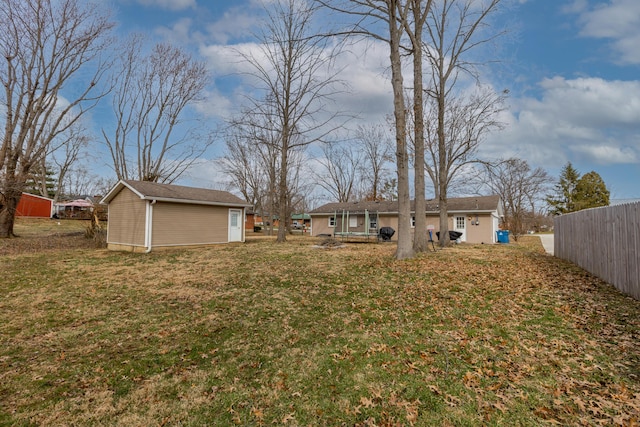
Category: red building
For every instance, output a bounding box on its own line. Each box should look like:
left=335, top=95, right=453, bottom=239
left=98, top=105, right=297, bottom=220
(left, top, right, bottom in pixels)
left=16, top=193, right=54, bottom=218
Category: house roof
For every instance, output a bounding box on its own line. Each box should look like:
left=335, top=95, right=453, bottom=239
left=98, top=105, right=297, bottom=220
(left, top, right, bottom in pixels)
left=101, top=180, right=251, bottom=207
left=291, top=213, right=311, bottom=220
left=57, top=199, right=94, bottom=207
left=20, top=192, right=54, bottom=202
left=309, top=195, right=502, bottom=215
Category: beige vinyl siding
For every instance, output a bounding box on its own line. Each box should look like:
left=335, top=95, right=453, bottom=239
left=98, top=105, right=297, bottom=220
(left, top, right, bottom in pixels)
left=311, top=214, right=397, bottom=238
left=462, top=213, right=495, bottom=243
left=311, top=214, right=337, bottom=236
left=312, top=212, right=494, bottom=244
left=152, top=202, right=229, bottom=246
left=107, top=188, right=146, bottom=246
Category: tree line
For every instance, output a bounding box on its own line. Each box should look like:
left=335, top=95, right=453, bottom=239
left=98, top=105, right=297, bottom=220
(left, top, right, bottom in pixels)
left=0, top=0, right=611, bottom=252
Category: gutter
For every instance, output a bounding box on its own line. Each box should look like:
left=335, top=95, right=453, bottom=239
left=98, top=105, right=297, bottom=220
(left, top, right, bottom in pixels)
left=145, top=199, right=156, bottom=253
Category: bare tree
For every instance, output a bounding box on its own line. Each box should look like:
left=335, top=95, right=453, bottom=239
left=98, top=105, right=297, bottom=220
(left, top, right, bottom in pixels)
left=424, top=85, right=506, bottom=202
left=354, top=124, right=393, bottom=201
left=225, top=106, right=287, bottom=236
left=285, top=148, right=315, bottom=231
left=239, top=0, right=345, bottom=243
left=400, top=0, right=433, bottom=253
left=314, top=142, right=362, bottom=202
left=103, top=37, right=212, bottom=183
left=49, top=122, right=91, bottom=202
left=483, top=158, right=551, bottom=240
left=0, top=0, right=114, bottom=237
left=423, top=0, right=506, bottom=247
left=222, top=125, right=266, bottom=208
left=62, top=166, right=113, bottom=199
left=317, top=0, right=421, bottom=259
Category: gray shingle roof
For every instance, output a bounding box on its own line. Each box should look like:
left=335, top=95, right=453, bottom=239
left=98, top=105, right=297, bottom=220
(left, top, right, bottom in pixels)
left=102, top=180, right=251, bottom=207
left=309, top=195, right=501, bottom=214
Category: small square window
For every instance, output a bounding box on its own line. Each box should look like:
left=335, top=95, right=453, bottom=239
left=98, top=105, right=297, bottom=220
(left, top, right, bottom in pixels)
left=411, top=216, right=416, bottom=228
left=329, top=216, right=335, bottom=227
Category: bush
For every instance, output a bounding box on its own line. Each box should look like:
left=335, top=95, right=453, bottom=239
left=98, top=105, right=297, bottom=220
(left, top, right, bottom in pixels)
left=85, top=213, right=107, bottom=248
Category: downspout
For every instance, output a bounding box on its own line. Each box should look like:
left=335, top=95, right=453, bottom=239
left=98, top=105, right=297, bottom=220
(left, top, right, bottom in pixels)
left=145, top=200, right=156, bottom=253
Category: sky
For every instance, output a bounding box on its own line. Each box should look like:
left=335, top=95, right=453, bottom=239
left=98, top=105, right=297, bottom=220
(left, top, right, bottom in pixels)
left=109, top=0, right=640, bottom=202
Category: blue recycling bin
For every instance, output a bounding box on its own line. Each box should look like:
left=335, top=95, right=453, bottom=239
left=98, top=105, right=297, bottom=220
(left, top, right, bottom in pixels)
left=496, top=230, right=509, bottom=243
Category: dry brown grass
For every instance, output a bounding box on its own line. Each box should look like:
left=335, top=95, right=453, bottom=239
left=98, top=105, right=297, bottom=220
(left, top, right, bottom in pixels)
left=1, top=225, right=639, bottom=426
left=0, top=218, right=99, bottom=256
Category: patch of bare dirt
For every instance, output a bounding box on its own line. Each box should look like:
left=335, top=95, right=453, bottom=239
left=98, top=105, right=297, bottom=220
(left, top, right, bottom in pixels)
left=0, top=231, right=99, bottom=256
left=313, top=237, right=347, bottom=249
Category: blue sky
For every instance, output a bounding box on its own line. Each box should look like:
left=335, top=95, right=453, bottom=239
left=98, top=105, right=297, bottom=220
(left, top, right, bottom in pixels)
left=110, top=0, right=640, bottom=201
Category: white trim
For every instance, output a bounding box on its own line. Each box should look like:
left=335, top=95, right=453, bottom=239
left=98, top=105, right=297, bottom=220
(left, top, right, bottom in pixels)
left=20, top=192, right=55, bottom=202
left=453, top=215, right=466, bottom=242
left=228, top=208, right=243, bottom=242
left=145, top=200, right=155, bottom=253
left=101, top=180, right=251, bottom=208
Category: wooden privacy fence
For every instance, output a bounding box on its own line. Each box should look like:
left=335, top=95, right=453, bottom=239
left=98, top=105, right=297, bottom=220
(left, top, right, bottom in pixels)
left=554, top=202, right=640, bottom=300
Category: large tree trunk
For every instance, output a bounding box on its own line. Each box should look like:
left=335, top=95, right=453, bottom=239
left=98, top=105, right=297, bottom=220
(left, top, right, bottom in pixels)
left=0, top=185, right=22, bottom=238
left=389, top=0, right=414, bottom=260
left=277, top=137, right=288, bottom=243
left=411, top=6, right=427, bottom=253
left=437, top=90, right=449, bottom=248
left=438, top=190, right=449, bottom=247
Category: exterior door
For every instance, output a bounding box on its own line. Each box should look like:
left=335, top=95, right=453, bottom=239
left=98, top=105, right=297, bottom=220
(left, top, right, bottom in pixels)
left=454, top=216, right=466, bottom=242
left=229, top=209, right=243, bottom=242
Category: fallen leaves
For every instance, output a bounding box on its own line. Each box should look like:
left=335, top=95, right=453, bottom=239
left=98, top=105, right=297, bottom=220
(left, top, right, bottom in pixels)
left=2, top=234, right=639, bottom=426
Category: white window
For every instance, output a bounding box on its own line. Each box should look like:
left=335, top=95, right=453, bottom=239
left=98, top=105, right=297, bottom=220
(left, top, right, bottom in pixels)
left=369, top=217, right=377, bottom=230
left=349, top=215, right=358, bottom=228
left=411, top=216, right=416, bottom=228
left=328, top=216, right=335, bottom=227
left=456, top=216, right=465, bottom=229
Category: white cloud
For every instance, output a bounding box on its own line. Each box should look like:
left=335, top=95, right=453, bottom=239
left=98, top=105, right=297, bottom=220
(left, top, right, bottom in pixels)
left=482, top=76, right=640, bottom=166
left=153, top=17, right=194, bottom=44
left=206, top=9, right=260, bottom=44
left=135, top=0, right=196, bottom=11
left=537, top=77, right=640, bottom=126
left=572, top=0, right=640, bottom=65
left=192, top=88, right=234, bottom=121
left=569, top=144, right=638, bottom=164
left=199, top=37, right=395, bottom=127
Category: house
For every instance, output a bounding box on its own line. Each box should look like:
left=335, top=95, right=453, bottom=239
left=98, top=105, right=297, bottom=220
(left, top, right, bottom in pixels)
left=54, top=196, right=108, bottom=220
left=309, top=195, right=503, bottom=244
left=55, top=198, right=94, bottom=219
left=101, top=180, right=252, bottom=252
left=245, top=208, right=256, bottom=231
left=16, top=193, right=54, bottom=218
left=291, top=213, right=311, bottom=229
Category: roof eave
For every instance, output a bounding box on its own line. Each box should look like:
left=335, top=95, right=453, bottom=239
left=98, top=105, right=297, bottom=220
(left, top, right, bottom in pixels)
left=142, top=196, right=252, bottom=208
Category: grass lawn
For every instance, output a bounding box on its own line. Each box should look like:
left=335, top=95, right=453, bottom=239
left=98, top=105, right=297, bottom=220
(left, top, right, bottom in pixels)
left=1, top=219, right=639, bottom=426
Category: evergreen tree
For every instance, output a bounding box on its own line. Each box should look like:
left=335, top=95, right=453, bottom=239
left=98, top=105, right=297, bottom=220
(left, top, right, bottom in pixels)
left=547, top=162, right=580, bottom=215
left=24, top=162, right=57, bottom=199
left=574, top=171, right=610, bottom=210
left=547, top=162, right=610, bottom=214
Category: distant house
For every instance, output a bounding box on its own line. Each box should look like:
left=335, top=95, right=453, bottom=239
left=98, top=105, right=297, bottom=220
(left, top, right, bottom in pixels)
left=54, top=198, right=94, bottom=219
left=309, top=195, right=503, bottom=244
left=245, top=208, right=256, bottom=231
left=291, top=213, right=310, bottom=229
left=101, top=180, right=252, bottom=252
left=16, top=193, right=54, bottom=218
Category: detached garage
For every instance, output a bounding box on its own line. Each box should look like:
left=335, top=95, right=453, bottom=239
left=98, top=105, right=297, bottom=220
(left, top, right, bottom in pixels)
left=16, top=193, right=54, bottom=218
left=101, top=180, right=251, bottom=253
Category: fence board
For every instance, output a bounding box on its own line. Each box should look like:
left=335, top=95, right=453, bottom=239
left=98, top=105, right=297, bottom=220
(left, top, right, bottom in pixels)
left=555, top=202, right=640, bottom=300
